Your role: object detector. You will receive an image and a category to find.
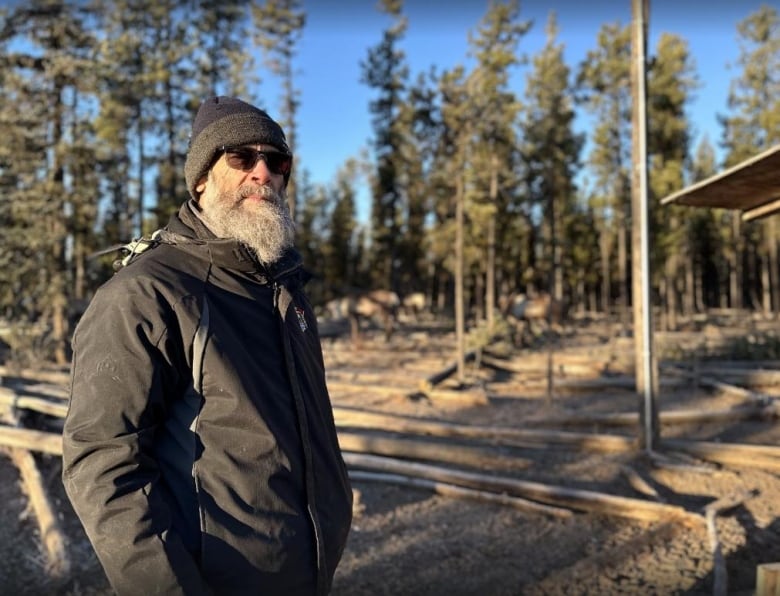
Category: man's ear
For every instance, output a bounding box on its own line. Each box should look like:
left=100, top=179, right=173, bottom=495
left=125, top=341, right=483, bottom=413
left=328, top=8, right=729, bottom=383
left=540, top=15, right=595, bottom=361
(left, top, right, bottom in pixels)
left=195, top=176, right=207, bottom=196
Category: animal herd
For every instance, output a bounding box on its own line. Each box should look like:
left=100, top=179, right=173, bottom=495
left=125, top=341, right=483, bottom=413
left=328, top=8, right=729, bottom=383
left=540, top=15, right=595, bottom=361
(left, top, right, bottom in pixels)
left=320, top=289, right=567, bottom=346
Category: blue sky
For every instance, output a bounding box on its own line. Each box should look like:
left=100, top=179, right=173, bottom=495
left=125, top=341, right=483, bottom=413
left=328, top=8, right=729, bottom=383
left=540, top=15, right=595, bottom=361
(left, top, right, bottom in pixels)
left=260, top=1, right=777, bottom=215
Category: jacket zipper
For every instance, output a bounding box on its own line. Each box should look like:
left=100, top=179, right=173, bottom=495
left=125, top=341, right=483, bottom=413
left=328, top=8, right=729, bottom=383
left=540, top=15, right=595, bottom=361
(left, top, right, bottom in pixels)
left=274, top=282, right=328, bottom=594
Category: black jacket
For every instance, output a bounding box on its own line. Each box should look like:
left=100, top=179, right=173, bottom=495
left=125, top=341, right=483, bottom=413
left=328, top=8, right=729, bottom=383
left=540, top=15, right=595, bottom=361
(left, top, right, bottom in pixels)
left=62, top=202, right=352, bottom=595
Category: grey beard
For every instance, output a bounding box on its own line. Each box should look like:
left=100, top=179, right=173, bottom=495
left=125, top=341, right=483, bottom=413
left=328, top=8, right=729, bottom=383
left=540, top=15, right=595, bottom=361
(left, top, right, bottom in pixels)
left=201, top=185, right=296, bottom=265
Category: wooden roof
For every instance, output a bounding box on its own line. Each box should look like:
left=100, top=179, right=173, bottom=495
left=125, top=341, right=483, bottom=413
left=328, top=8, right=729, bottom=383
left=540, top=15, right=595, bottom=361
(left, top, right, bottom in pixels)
left=661, top=143, right=780, bottom=222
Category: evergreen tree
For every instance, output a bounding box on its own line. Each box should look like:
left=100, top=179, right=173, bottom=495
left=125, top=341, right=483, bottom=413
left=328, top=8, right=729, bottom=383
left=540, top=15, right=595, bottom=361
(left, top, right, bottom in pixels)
left=576, top=22, right=632, bottom=316
left=467, top=0, right=529, bottom=325
left=325, top=162, right=360, bottom=295
left=395, top=70, right=438, bottom=295
left=688, top=136, right=723, bottom=309
left=646, top=32, right=697, bottom=328
left=719, top=4, right=780, bottom=312
left=519, top=12, right=582, bottom=303
left=361, top=0, right=408, bottom=290
left=0, top=0, right=99, bottom=363
left=295, top=170, right=329, bottom=303
left=252, top=0, right=305, bottom=219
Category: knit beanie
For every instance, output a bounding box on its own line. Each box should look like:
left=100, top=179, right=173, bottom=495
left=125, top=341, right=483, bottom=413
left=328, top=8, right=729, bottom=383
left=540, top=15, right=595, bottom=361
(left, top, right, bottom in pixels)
left=184, top=96, right=291, bottom=200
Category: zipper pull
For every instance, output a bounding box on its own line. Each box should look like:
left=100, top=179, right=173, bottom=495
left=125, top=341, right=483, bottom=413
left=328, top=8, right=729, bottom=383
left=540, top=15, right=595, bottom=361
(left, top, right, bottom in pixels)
left=273, top=282, right=281, bottom=311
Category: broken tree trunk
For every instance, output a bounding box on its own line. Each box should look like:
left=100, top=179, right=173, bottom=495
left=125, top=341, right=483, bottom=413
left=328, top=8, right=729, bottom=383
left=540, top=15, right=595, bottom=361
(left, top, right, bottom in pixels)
left=418, top=349, right=478, bottom=393
left=349, top=470, right=573, bottom=518
left=342, top=452, right=700, bottom=524
left=5, top=447, right=70, bottom=579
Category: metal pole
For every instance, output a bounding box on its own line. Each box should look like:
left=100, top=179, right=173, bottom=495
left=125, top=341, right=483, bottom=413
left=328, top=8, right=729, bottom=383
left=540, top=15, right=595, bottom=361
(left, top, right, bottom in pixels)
left=634, top=0, right=656, bottom=452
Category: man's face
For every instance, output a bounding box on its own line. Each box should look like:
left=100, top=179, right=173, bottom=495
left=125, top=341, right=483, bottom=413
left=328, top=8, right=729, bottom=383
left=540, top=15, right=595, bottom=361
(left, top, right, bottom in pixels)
left=196, top=144, right=295, bottom=265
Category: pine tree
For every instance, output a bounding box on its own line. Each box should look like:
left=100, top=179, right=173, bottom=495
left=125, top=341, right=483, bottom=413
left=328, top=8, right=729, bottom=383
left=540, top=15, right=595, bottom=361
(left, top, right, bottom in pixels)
left=252, top=0, right=305, bottom=219
left=646, top=32, right=697, bottom=328
left=395, top=70, right=438, bottom=296
left=361, top=0, right=408, bottom=291
left=519, top=12, right=582, bottom=305
left=688, top=136, right=723, bottom=309
left=466, top=0, right=529, bottom=326
left=719, top=4, right=780, bottom=313
left=576, top=22, right=632, bottom=317
left=0, top=0, right=100, bottom=364
left=325, top=162, right=360, bottom=295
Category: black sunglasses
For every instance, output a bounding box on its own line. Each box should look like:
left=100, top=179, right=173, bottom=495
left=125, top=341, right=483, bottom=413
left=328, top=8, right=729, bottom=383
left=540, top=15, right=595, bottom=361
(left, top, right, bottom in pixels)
left=221, top=146, right=293, bottom=176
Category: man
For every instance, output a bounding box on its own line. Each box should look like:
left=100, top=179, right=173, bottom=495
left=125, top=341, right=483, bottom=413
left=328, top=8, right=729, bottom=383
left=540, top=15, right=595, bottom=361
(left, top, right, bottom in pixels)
left=62, top=96, right=353, bottom=595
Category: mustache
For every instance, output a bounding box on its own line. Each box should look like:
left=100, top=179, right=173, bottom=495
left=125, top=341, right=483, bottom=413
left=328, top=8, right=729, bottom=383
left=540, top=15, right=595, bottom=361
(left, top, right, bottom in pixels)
left=237, top=184, right=281, bottom=203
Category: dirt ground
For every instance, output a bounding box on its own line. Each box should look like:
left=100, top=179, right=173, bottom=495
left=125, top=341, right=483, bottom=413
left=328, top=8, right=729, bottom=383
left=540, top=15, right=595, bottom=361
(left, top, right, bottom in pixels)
left=2, top=315, right=780, bottom=595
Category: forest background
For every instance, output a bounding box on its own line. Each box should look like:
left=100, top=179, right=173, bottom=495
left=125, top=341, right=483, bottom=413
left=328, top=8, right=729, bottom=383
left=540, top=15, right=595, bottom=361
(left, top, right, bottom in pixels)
left=1, top=0, right=779, bottom=367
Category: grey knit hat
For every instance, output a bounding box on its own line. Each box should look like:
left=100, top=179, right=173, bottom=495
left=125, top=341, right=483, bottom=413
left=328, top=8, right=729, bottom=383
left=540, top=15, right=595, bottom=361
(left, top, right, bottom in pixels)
left=184, top=96, right=291, bottom=200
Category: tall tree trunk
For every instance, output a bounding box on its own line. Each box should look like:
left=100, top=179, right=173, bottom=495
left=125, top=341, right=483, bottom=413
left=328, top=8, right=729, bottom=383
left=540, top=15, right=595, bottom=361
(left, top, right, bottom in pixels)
left=455, top=174, right=465, bottom=384
left=767, top=217, right=778, bottom=317
left=600, top=229, right=611, bottom=314
left=486, top=155, right=497, bottom=329
left=730, top=214, right=742, bottom=309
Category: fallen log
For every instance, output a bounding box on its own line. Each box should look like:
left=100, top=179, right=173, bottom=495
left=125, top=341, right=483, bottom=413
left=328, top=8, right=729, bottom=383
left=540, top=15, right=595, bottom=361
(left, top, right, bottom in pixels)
left=661, top=438, right=780, bottom=472
left=551, top=375, right=688, bottom=392
left=327, top=381, right=489, bottom=407
left=338, top=431, right=530, bottom=471
left=418, top=349, right=478, bottom=393
left=664, top=365, right=771, bottom=402
left=0, top=387, right=68, bottom=418
left=349, top=470, right=573, bottom=518
left=480, top=354, right=613, bottom=377
left=343, top=452, right=700, bottom=524
left=522, top=401, right=779, bottom=428
left=0, top=425, right=62, bottom=455
left=334, top=407, right=637, bottom=453
left=5, top=447, right=70, bottom=579
left=0, top=366, right=70, bottom=386
left=697, top=376, right=770, bottom=402
left=702, top=369, right=780, bottom=387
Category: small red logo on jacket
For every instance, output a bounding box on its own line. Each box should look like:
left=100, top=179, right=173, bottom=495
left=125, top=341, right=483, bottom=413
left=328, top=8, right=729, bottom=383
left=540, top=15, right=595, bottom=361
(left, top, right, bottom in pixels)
left=295, top=307, right=308, bottom=332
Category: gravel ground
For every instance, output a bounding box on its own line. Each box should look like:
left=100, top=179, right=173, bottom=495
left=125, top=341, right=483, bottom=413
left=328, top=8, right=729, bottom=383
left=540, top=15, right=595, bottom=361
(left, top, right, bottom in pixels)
left=3, top=319, right=780, bottom=595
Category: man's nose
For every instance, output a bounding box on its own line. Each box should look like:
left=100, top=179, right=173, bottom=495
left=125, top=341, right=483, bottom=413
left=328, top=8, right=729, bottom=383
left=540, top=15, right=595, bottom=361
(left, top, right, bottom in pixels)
left=250, top=156, right=272, bottom=183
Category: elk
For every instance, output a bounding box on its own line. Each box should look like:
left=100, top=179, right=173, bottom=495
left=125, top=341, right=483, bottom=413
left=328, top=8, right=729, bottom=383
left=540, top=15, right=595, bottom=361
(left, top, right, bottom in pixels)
left=400, top=292, right=427, bottom=322
left=499, top=292, right=568, bottom=346
left=325, top=289, right=400, bottom=343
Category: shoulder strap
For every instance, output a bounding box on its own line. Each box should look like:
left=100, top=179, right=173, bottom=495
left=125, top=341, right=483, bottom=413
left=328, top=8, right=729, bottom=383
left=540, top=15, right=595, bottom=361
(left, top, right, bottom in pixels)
left=114, top=229, right=164, bottom=270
